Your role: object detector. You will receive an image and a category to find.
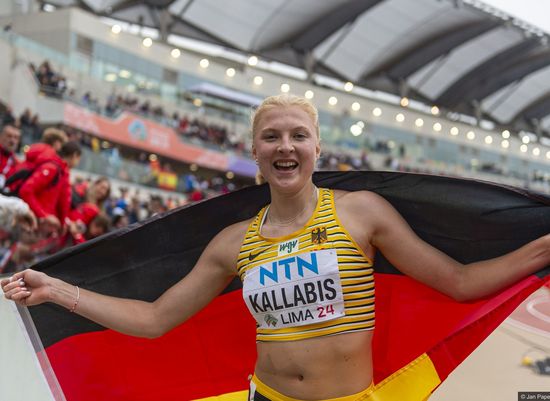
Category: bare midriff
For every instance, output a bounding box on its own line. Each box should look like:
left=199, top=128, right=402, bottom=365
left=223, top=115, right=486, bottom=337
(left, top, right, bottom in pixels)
left=255, top=330, right=374, bottom=400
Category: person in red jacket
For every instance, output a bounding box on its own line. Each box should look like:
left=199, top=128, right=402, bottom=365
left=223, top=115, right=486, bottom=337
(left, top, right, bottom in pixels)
left=6, top=128, right=68, bottom=195
left=0, top=124, right=21, bottom=188
left=18, top=141, right=81, bottom=235
left=20, top=127, right=67, bottom=170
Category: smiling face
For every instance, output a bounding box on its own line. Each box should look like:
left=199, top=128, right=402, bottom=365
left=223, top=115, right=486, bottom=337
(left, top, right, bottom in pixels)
left=91, top=179, right=111, bottom=203
left=252, top=105, right=320, bottom=193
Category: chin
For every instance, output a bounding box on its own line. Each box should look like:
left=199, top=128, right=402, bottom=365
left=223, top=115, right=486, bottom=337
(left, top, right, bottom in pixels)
left=268, top=173, right=310, bottom=193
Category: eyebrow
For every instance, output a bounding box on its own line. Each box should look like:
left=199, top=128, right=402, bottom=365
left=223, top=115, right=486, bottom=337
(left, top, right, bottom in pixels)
left=293, top=126, right=312, bottom=133
left=260, top=126, right=312, bottom=134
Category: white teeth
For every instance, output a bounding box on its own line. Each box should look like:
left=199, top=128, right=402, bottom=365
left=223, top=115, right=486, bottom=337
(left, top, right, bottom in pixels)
left=275, top=161, right=297, bottom=167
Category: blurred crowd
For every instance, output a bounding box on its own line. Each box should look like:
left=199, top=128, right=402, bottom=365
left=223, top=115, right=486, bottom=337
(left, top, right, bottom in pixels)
left=73, top=91, right=247, bottom=153
left=0, top=101, right=245, bottom=273
left=318, top=150, right=372, bottom=171
left=31, top=61, right=67, bottom=98
left=0, top=123, right=82, bottom=272
left=60, top=125, right=240, bottom=197
left=1, top=106, right=41, bottom=146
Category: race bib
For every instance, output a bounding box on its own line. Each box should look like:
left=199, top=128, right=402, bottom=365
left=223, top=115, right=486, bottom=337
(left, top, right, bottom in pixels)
left=243, top=249, right=344, bottom=329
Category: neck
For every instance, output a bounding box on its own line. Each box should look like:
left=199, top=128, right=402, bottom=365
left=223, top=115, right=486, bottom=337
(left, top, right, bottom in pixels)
left=86, top=193, right=97, bottom=204
left=267, top=182, right=317, bottom=226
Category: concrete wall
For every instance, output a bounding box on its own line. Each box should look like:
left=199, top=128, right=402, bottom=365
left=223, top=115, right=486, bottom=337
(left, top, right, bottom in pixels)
left=9, top=61, right=39, bottom=116
left=35, top=95, right=65, bottom=123
left=0, top=8, right=71, bottom=54
left=0, top=0, right=40, bottom=17
left=0, top=38, right=13, bottom=104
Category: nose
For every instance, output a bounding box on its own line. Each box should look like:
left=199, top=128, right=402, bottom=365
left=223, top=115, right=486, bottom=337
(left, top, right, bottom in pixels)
left=277, top=136, right=294, bottom=153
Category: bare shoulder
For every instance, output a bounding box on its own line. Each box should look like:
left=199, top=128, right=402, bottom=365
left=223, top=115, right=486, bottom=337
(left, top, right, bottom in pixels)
left=330, top=190, right=389, bottom=254
left=333, top=189, right=391, bottom=213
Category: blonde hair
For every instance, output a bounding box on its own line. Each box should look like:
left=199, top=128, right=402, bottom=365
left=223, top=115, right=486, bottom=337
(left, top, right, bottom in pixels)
left=42, top=128, right=68, bottom=146
left=251, top=94, right=320, bottom=185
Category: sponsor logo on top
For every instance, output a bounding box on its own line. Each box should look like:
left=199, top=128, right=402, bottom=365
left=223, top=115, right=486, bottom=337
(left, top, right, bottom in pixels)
left=278, top=239, right=299, bottom=257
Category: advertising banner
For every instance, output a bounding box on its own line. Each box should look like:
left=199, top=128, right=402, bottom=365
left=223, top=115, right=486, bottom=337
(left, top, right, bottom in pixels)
left=63, top=103, right=256, bottom=177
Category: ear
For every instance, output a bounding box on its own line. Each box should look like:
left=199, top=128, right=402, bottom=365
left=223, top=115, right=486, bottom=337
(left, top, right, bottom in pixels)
left=252, top=144, right=257, bottom=161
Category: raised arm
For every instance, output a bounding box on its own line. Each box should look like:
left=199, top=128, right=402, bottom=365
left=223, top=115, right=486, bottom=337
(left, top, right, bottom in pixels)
left=338, top=190, right=550, bottom=302
left=1, top=221, right=247, bottom=338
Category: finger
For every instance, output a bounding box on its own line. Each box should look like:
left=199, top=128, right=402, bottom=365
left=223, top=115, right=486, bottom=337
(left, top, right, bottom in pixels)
left=1, top=282, right=18, bottom=293
left=10, top=270, right=30, bottom=285
left=2, top=279, right=26, bottom=293
left=0, top=269, right=28, bottom=292
left=11, top=271, right=27, bottom=281
left=4, top=286, right=28, bottom=299
left=4, top=280, right=26, bottom=293
left=11, top=290, right=31, bottom=301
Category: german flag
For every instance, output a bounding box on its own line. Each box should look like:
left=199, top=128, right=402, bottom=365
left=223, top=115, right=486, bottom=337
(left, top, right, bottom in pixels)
left=25, top=171, right=550, bottom=401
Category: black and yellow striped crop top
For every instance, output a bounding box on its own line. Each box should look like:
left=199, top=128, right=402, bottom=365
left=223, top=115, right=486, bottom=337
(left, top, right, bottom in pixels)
left=237, top=188, right=375, bottom=342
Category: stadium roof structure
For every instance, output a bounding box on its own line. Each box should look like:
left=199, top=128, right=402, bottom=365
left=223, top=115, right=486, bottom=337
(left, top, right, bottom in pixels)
left=42, top=0, right=550, bottom=136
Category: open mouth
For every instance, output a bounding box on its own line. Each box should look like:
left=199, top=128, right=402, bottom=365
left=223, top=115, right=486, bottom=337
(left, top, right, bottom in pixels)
left=273, top=160, right=298, bottom=171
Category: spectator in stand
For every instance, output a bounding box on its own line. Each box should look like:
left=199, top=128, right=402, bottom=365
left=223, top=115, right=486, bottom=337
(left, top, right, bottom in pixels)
left=189, top=187, right=205, bottom=202
left=19, top=109, right=32, bottom=127
left=127, top=196, right=149, bottom=224
left=126, top=197, right=139, bottom=224
left=171, top=112, right=180, bottom=128
left=82, top=92, right=92, bottom=106
left=361, top=151, right=372, bottom=170
left=72, top=176, right=111, bottom=211
left=111, top=213, right=129, bottom=230
left=148, top=195, right=166, bottom=217
left=2, top=106, right=16, bottom=126
left=139, top=101, right=150, bottom=115
left=105, top=94, right=120, bottom=117
left=8, top=128, right=69, bottom=194
left=0, top=194, right=38, bottom=273
left=18, top=141, right=82, bottom=236
left=68, top=176, right=111, bottom=240
left=35, top=61, right=67, bottom=98
left=0, top=195, right=37, bottom=235
left=137, top=152, right=148, bottom=164
left=18, top=108, right=40, bottom=147
left=67, top=213, right=111, bottom=245
left=0, top=124, right=21, bottom=188
left=28, top=114, right=42, bottom=142
left=178, top=115, right=189, bottom=134
left=115, top=187, right=130, bottom=212
left=152, top=105, right=164, bottom=119
left=25, top=127, right=68, bottom=161
left=86, top=214, right=111, bottom=239
left=36, top=62, right=53, bottom=83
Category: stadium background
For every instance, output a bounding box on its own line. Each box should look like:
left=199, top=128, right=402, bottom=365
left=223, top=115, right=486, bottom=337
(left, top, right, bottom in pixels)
left=0, top=0, right=548, bottom=400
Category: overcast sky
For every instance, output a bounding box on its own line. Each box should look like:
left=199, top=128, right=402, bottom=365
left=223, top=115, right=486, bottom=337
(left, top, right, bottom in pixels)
left=482, top=0, right=550, bottom=33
